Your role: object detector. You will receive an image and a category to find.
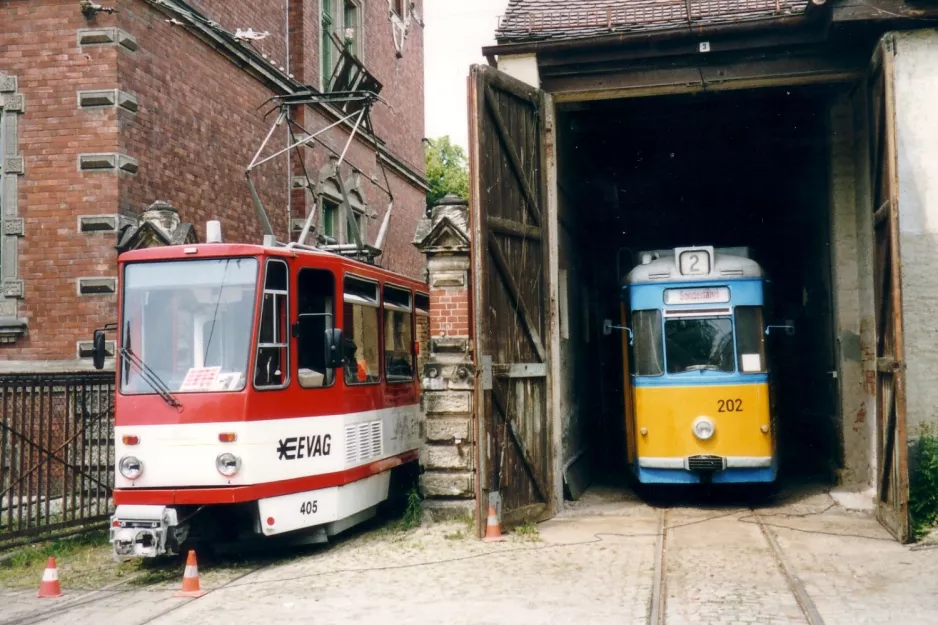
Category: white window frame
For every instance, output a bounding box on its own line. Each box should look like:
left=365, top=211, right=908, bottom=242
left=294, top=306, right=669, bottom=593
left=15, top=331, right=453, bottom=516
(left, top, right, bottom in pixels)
left=320, top=0, right=365, bottom=91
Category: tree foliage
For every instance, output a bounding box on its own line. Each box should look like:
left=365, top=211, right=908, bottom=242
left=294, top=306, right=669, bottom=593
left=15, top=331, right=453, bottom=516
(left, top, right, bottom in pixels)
left=425, top=136, right=469, bottom=210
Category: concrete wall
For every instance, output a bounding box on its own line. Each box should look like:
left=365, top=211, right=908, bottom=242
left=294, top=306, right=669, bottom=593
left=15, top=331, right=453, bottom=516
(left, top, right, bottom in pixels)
left=829, top=93, right=876, bottom=487
left=894, top=30, right=938, bottom=437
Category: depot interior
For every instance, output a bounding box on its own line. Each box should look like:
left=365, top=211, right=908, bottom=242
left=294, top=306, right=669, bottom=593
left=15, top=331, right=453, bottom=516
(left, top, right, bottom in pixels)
left=555, top=85, right=847, bottom=495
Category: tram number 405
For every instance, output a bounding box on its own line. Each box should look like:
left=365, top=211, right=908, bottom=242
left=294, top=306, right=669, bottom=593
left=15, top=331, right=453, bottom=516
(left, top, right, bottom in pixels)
left=717, top=399, right=743, bottom=413
left=299, top=500, right=319, bottom=515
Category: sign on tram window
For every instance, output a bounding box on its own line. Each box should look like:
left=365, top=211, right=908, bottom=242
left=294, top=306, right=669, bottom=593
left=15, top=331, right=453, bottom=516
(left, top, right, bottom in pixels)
left=663, top=286, right=730, bottom=305
left=677, top=248, right=711, bottom=276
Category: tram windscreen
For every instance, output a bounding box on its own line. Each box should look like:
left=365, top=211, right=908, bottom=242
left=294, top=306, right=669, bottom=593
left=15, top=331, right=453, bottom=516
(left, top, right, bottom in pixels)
left=664, top=318, right=735, bottom=373
left=120, top=258, right=259, bottom=394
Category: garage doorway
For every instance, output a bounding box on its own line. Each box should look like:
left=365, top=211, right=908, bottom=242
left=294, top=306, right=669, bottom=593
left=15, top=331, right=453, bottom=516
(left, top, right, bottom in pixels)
left=556, top=87, right=840, bottom=491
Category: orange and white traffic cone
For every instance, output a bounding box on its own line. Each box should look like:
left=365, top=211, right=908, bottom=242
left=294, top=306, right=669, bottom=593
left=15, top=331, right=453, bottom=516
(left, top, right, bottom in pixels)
left=482, top=503, right=507, bottom=542
left=174, top=550, right=207, bottom=598
left=36, top=557, right=62, bottom=598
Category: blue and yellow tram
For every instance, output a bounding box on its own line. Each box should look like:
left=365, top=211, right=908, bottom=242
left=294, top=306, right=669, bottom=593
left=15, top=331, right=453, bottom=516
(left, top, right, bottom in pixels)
left=619, top=246, right=779, bottom=485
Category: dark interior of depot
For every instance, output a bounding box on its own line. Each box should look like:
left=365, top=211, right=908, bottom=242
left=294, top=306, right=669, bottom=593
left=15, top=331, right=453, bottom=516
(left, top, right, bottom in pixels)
left=555, top=86, right=842, bottom=497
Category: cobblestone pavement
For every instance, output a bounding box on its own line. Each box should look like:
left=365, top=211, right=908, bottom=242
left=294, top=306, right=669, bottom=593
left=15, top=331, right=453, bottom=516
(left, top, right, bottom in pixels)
left=2, top=485, right=937, bottom=625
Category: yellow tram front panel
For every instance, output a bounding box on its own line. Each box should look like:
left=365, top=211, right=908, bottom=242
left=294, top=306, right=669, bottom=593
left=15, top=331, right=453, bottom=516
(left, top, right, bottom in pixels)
left=633, top=383, right=772, bottom=461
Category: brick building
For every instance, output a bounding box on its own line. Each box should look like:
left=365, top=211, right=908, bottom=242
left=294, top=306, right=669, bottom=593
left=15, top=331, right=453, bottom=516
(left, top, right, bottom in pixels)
left=0, top=0, right=427, bottom=371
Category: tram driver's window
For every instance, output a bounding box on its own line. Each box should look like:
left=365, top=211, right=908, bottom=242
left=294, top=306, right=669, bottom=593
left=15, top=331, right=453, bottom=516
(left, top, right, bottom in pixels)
left=255, top=259, right=290, bottom=389
left=297, top=269, right=336, bottom=388
left=631, top=310, right=664, bottom=376
left=343, top=276, right=381, bottom=385
left=735, top=306, right=767, bottom=373
left=384, top=286, right=414, bottom=382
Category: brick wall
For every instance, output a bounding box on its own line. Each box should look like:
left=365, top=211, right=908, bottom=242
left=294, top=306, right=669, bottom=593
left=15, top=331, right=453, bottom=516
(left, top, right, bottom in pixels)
left=117, top=0, right=290, bottom=244
left=0, top=0, right=122, bottom=362
left=430, top=288, right=470, bottom=337
left=0, top=0, right=426, bottom=367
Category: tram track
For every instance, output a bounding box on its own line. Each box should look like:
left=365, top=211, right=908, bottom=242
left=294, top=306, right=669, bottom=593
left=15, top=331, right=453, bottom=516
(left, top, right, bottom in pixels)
left=0, top=561, right=272, bottom=625
left=752, top=508, right=826, bottom=625
left=648, top=508, right=668, bottom=625
left=646, top=501, right=829, bottom=625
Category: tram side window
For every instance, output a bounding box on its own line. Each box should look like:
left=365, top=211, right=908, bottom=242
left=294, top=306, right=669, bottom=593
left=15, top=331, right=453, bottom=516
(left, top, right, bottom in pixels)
left=735, top=306, right=767, bottom=373
left=384, top=286, right=414, bottom=382
left=343, top=276, right=381, bottom=385
left=255, top=259, right=290, bottom=388
left=631, top=310, right=663, bottom=376
left=297, top=269, right=336, bottom=388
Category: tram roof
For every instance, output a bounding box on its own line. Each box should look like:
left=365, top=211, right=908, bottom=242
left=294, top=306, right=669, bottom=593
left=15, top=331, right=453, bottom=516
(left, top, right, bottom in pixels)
left=625, top=250, right=764, bottom=285
left=118, top=243, right=428, bottom=290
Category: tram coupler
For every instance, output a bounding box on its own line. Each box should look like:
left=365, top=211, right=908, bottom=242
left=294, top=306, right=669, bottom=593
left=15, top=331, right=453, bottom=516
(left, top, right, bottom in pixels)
left=109, top=505, right=181, bottom=560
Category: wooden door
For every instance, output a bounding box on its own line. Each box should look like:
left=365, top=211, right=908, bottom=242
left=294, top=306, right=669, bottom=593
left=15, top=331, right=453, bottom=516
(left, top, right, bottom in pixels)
left=868, top=35, right=910, bottom=543
left=469, top=65, right=554, bottom=531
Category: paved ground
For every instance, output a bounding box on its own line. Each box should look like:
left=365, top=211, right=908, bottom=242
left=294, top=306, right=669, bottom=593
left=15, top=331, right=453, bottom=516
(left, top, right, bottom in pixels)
left=2, top=484, right=937, bottom=625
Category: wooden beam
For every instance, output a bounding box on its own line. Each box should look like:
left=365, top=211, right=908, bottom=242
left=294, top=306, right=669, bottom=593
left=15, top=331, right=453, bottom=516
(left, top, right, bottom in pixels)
left=488, top=217, right=542, bottom=241
left=834, top=0, right=938, bottom=23
left=487, top=230, right=548, bottom=362
left=477, top=64, right=540, bottom=105
left=483, top=86, right=542, bottom=227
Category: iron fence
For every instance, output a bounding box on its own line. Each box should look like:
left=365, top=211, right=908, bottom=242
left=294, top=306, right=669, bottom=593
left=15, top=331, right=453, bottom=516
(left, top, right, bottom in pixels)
left=0, top=372, right=115, bottom=549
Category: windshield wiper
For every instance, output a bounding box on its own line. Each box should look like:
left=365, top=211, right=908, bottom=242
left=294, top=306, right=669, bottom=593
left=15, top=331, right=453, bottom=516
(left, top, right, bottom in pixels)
left=120, top=324, right=181, bottom=409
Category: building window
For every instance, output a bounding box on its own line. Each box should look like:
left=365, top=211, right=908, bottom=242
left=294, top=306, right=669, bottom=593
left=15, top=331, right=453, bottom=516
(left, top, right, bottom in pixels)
left=316, top=166, right=371, bottom=247
left=255, top=259, right=290, bottom=389
left=384, top=286, right=413, bottom=382
left=321, top=0, right=363, bottom=91
left=0, top=71, right=26, bottom=341
left=322, top=197, right=338, bottom=242
left=343, top=276, right=380, bottom=385
left=321, top=1, right=334, bottom=90
left=297, top=268, right=336, bottom=388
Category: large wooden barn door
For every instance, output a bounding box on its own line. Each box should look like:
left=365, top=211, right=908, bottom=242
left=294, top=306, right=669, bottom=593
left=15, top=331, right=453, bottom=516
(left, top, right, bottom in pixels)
left=868, top=36, right=910, bottom=543
left=468, top=65, right=554, bottom=531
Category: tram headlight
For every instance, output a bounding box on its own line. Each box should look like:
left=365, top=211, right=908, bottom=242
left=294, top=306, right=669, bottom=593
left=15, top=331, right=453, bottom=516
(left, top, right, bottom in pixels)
left=119, top=456, right=144, bottom=480
left=216, top=453, right=242, bottom=477
left=692, top=417, right=715, bottom=441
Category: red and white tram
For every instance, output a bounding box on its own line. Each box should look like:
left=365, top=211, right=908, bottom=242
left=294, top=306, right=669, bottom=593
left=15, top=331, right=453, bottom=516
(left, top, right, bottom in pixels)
left=92, top=238, right=427, bottom=559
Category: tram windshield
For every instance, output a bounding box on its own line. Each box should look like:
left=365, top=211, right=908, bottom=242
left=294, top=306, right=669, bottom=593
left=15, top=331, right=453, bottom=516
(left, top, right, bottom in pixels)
left=120, top=258, right=259, bottom=394
left=664, top=318, right=735, bottom=374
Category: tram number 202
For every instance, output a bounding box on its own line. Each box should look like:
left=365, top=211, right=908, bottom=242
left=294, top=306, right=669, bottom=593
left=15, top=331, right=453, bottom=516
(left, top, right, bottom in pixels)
left=298, top=500, right=319, bottom=515
left=717, top=399, right=743, bottom=413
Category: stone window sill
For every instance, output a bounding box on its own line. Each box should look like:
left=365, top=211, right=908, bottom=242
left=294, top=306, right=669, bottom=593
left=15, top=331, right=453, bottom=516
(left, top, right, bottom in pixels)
left=0, top=317, right=27, bottom=344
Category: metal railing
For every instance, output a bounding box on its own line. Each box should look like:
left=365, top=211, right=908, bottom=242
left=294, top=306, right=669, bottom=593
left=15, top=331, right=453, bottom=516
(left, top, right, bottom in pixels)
left=0, top=372, right=115, bottom=548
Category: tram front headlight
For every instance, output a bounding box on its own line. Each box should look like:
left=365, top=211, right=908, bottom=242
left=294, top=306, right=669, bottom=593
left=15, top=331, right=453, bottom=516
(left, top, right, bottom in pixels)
left=692, top=417, right=715, bottom=441
left=216, top=453, right=242, bottom=477
left=119, top=456, right=144, bottom=480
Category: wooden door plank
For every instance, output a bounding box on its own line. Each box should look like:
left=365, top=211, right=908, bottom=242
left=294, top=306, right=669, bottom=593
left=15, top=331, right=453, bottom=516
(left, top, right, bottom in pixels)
left=468, top=66, right=491, bottom=535
left=483, top=86, right=542, bottom=227
left=487, top=230, right=548, bottom=362
left=491, top=378, right=547, bottom=502
left=882, top=41, right=909, bottom=542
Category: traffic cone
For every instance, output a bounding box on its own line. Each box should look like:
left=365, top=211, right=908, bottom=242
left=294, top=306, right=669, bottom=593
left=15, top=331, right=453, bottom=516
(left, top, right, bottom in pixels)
left=174, top=550, right=207, bottom=598
left=36, top=557, right=62, bottom=598
left=482, top=503, right=507, bottom=542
